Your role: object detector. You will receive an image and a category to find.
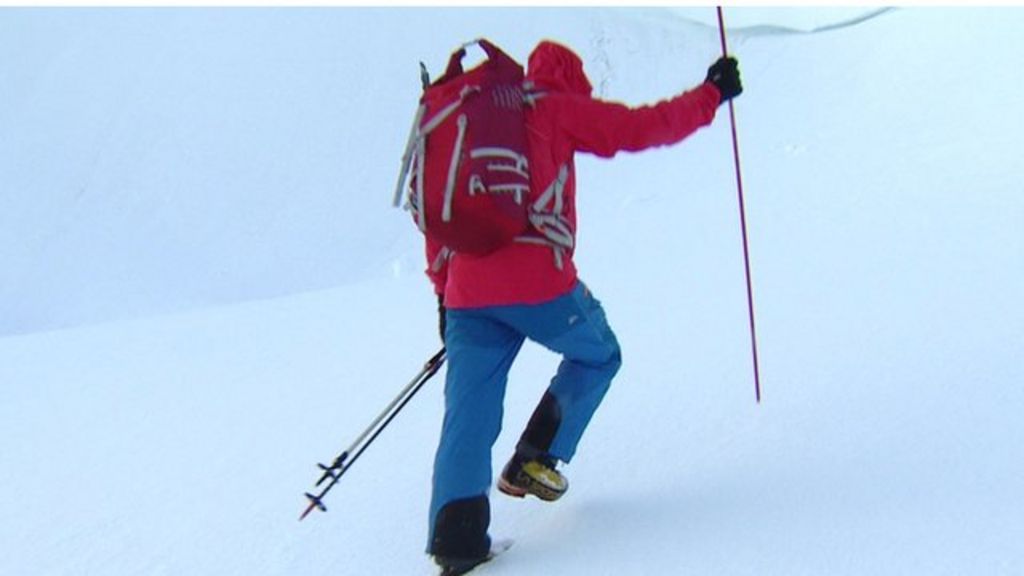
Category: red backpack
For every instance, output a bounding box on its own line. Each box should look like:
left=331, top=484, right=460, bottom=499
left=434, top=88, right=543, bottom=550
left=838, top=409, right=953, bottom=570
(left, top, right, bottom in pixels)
left=393, top=39, right=534, bottom=255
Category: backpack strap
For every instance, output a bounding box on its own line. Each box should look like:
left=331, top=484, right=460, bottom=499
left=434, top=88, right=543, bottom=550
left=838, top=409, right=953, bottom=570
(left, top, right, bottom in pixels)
left=516, top=163, right=574, bottom=269
left=430, top=245, right=453, bottom=273
left=442, top=113, right=469, bottom=223
left=527, top=163, right=574, bottom=248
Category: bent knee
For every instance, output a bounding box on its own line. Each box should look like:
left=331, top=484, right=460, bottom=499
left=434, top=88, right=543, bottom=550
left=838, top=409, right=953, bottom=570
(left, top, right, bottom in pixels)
left=586, top=335, right=621, bottom=379
left=605, top=342, right=622, bottom=377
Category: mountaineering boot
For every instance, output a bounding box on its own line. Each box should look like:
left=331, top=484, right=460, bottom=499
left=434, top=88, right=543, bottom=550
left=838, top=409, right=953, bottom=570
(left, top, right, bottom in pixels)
left=435, top=540, right=513, bottom=576
left=497, top=454, right=568, bottom=501
left=436, top=554, right=491, bottom=576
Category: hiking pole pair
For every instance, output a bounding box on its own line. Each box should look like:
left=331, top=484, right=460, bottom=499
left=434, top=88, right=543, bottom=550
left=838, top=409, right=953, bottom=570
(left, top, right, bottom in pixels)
left=300, top=347, right=447, bottom=521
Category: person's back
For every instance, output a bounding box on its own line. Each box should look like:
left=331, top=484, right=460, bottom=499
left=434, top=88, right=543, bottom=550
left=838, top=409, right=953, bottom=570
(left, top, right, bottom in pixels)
left=434, top=40, right=725, bottom=309
left=427, top=39, right=742, bottom=576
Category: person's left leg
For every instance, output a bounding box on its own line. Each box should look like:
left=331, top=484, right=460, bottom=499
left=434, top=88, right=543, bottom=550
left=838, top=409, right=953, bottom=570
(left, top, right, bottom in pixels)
left=494, top=282, right=622, bottom=499
left=508, top=281, right=621, bottom=463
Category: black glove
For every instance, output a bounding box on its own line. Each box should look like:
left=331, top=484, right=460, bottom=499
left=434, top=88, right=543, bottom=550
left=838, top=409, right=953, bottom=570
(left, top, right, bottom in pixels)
left=706, top=56, right=743, bottom=105
left=437, top=294, right=447, bottom=344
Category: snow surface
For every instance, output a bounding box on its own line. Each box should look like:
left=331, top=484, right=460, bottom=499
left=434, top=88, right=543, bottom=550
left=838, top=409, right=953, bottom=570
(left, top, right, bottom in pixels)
left=2, top=6, right=1023, bottom=576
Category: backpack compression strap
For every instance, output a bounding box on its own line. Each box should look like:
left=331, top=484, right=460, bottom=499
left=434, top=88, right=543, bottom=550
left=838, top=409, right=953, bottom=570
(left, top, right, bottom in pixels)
left=516, top=163, right=574, bottom=269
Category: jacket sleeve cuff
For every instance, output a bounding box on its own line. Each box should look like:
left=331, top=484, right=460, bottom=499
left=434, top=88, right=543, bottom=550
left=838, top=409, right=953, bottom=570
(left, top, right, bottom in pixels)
left=703, top=81, right=723, bottom=106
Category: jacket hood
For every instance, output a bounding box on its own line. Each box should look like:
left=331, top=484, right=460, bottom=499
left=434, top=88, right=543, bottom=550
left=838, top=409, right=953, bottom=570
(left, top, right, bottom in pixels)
left=526, top=40, right=593, bottom=96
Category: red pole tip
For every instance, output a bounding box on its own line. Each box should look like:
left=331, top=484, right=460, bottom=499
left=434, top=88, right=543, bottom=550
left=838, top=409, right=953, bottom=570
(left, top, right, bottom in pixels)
left=299, top=500, right=319, bottom=521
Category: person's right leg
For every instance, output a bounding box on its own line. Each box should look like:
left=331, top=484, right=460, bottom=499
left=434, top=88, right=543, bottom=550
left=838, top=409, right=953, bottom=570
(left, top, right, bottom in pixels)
left=428, top=308, right=524, bottom=561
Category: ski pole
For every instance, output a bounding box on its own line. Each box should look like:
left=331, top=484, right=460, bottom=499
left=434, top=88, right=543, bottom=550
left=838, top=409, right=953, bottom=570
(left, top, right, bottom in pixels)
left=716, top=6, right=762, bottom=403
left=300, top=347, right=447, bottom=520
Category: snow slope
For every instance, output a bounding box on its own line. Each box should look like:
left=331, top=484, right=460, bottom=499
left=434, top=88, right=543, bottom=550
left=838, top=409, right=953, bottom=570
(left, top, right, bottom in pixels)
left=2, top=7, right=1023, bottom=576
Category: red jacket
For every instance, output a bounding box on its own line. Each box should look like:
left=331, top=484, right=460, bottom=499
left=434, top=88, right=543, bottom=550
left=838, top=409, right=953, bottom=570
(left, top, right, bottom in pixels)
left=428, top=41, right=721, bottom=309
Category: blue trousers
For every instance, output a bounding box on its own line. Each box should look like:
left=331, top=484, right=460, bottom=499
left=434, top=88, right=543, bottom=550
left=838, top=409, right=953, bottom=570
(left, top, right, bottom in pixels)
left=428, top=281, right=622, bottom=553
